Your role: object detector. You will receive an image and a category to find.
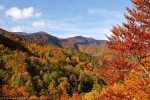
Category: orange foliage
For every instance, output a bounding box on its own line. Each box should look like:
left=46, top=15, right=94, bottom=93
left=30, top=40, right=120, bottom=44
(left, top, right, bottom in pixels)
left=71, top=93, right=81, bottom=100
left=60, top=94, right=70, bottom=100
left=107, top=0, right=150, bottom=76
left=100, top=78, right=150, bottom=99
left=50, top=58, right=59, bottom=65
left=99, top=0, right=150, bottom=99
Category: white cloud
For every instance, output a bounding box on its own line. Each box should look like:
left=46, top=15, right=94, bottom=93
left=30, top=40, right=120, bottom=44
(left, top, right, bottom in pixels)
left=32, top=21, right=47, bottom=28
left=11, top=26, right=23, bottom=32
left=0, top=5, right=4, bottom=10
left=88, top=8, right=108, bottom=15
left=88, top=8, right=123, bottom=19
left=35, top=13, right=42, bottom=17
left=5, top=7, right=42, bottom=20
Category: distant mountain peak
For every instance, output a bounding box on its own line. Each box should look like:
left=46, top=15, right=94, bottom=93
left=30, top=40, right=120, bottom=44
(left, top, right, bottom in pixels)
left=74, top=36, right=84, bottom=38
left=69, top=36, right=89, bottom=39
left=33, top=31, right=48, bottom=35
left=0, top=28, right=107, bottom=50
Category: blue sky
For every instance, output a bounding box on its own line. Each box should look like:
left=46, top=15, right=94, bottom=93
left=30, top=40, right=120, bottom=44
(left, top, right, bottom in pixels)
left=0, top=0, right=132, bottom=40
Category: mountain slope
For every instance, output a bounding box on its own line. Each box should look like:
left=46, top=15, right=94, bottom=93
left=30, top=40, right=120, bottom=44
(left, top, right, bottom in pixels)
left=25, top=31, right=62, bottom=47
left=0, top=28, right=109, bottom=98
left=65, top=36, right=106, bottom=46
left=62, top=36, right=107, bottom=52
left=0, top=29, right=62, bottom=47
left=0, top=28, right=107, bottom=54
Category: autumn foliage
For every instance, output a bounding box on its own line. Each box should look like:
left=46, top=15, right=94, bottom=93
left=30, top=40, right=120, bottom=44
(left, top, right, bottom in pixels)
left=0, top=35, right=106, bottom=99
left=0, top=0, right=150, bottom=99
left=100, top=0, right=150, bottom=99
left=107, top=0, right=150, bottom=77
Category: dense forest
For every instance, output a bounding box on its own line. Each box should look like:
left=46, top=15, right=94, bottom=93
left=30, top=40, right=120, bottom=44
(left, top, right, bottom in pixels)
left=0, top=28, right=108, bottom=99
left=0, top=0, right=150, bottom=99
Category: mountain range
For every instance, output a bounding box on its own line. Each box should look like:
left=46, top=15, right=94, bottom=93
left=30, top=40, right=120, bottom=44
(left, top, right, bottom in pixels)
left=0, top=28, right=107, bottom=54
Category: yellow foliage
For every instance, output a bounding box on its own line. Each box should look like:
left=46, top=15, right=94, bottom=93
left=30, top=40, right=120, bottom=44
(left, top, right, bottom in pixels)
left=88, top=62, right=93, bottom=67
left=71, top=93, right=81, bottom=100
left=50, top=58, right=59, bottom=65
left=98, top=60, right=103, bottom=66
left=99, top=78, right=150, bottom=100
left=0, top=44, right=5, bottom=50
left=82, top=91, right=99, bottom=100
left=66, top=57, right=71, bottom=63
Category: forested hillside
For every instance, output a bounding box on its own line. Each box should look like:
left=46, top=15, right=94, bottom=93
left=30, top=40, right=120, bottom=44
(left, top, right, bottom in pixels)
left=0, top=28, right=108, bottom=99
left=0, top=0, right=150, bottom=99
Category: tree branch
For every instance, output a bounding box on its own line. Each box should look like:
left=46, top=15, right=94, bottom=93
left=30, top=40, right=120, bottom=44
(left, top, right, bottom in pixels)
left=129, top=53, right=150, bottom=77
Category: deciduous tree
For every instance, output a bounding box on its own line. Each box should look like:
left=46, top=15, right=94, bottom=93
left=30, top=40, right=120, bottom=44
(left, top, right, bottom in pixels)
left=107, top=0, right=150, bottom=77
